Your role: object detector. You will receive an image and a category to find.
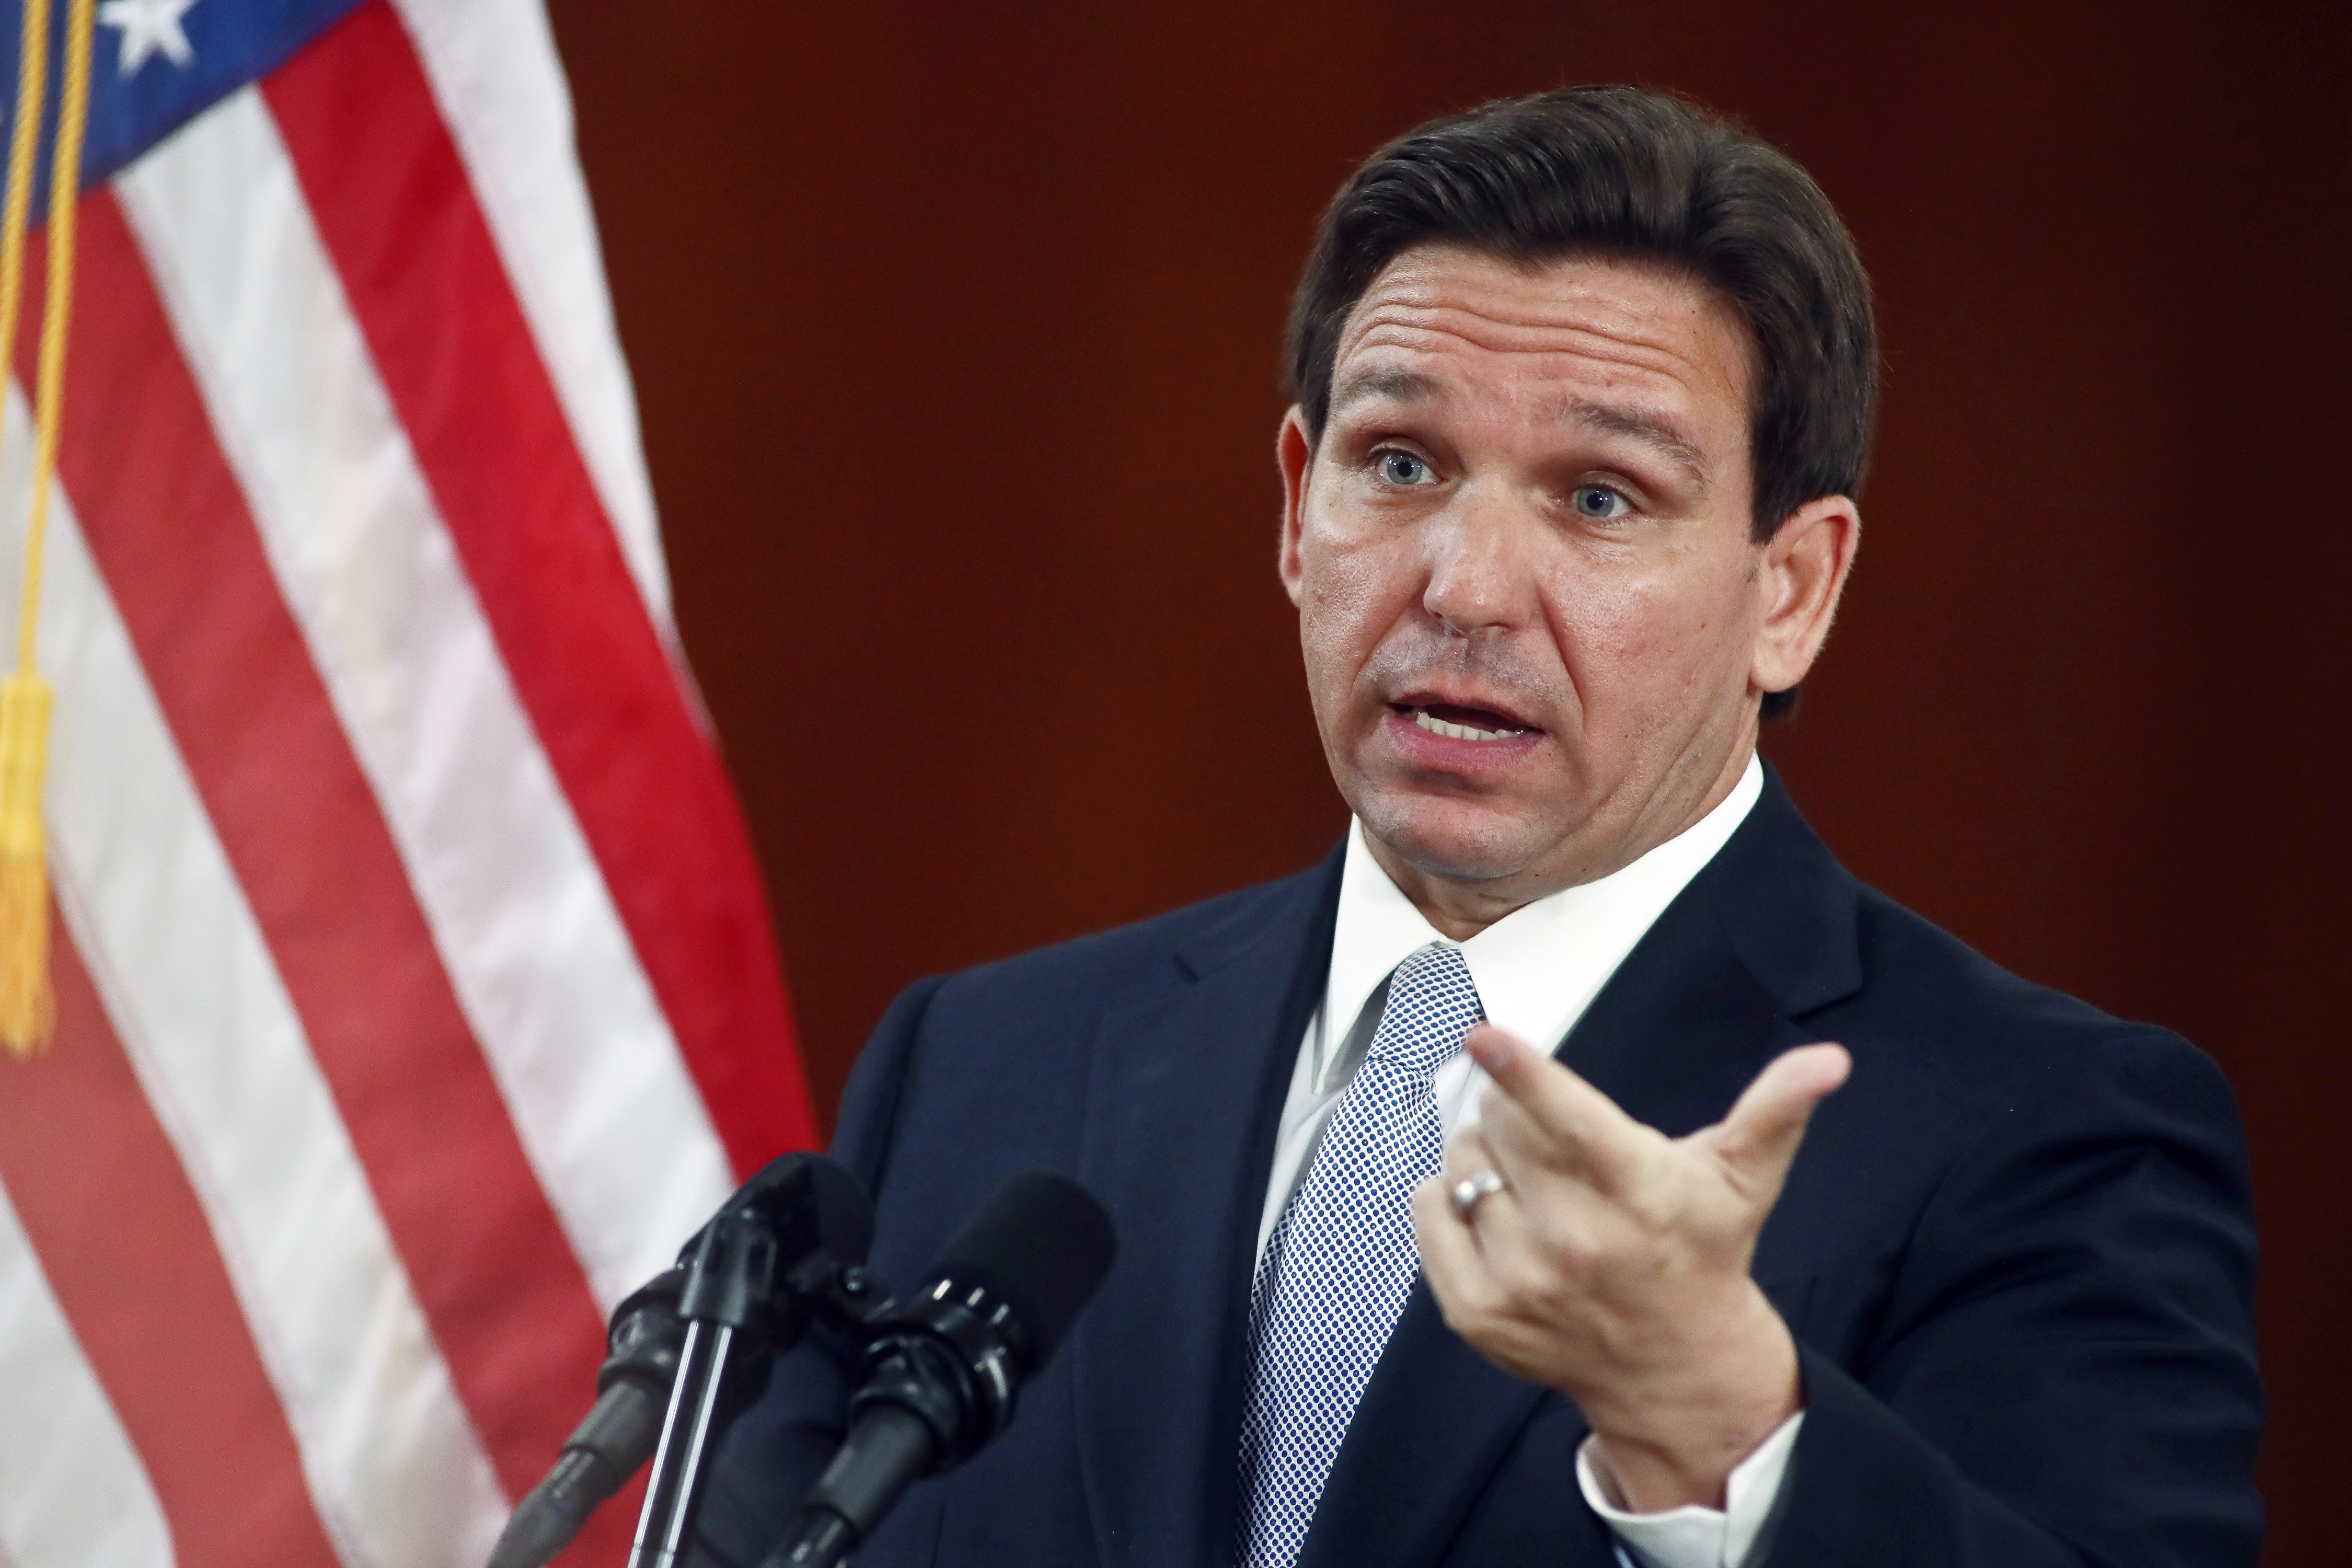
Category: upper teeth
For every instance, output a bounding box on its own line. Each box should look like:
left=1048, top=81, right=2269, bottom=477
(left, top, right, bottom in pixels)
left=1413, top=708, right=1524, bottom=742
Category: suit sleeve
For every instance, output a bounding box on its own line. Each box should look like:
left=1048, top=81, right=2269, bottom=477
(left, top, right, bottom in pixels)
left=1762, top=1027, right=2263, bottom=1568
left=685, top=976, right=948, bottom=1568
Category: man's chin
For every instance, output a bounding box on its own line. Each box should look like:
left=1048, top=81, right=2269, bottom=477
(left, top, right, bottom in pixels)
left=1354, top=793, right=1553, bottom=887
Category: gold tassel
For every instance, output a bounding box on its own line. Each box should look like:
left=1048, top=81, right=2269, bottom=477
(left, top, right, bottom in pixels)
left=0, top=671, right=50, bottom=1053
left=0, top=0, right=96, bottom=1056
left=0, top=0, right=98, bottom=1062
left=0, top=0, right=50, bottom=1058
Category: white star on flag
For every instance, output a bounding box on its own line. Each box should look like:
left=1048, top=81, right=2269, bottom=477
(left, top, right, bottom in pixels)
left=97, top=0, right=199, bottom=77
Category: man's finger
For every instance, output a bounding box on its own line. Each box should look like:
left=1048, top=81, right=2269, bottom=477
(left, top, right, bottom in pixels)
left=1466, top=1023, right=1647, bottom=1191
left=1441, top=1120, right=1500, bottom=1183
left=1704, top=1042, right=1851, bottom=1195
left=1412, top=1174, right=1489, bottom=1309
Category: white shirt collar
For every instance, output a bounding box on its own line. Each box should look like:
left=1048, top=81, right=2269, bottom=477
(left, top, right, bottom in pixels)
left=1256, top=757, right=1765, bottom=1262
left=1314, top=753, right=1765, bottom=1098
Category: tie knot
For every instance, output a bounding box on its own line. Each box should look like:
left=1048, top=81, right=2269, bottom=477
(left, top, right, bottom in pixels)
left=1365, top=944, right=1483, bottom=1074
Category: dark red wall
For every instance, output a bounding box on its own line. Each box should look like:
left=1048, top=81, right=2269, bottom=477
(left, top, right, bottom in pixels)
left=547, top=3, right=2348, bottom=1559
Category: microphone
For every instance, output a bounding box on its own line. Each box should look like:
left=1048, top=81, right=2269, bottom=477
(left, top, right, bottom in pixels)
left=763, top=1170, right=1117, bottom=1568
left=489, top=1153, right=874, bottom=1568
left=487, top=1266, right=687, bottom=1568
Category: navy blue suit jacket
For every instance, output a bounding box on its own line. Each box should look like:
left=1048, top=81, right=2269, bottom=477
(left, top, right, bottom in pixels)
left=693, top=771, right=2262, bottom=1567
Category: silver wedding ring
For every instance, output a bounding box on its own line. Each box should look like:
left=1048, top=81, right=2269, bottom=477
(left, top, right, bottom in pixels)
left=1448, top=1168, right=1507, bottom=1220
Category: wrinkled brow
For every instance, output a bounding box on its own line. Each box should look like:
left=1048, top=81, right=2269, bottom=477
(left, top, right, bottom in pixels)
left=1562, top=399, right=1710, bottom=489
left=1328, top=367, right=1439, bottom=415
left=1328, top=372, right=1714, bottom=491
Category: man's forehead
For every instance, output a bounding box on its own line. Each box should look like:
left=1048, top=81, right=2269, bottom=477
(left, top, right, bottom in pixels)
left=1330, top=246, right=1754, bottom=409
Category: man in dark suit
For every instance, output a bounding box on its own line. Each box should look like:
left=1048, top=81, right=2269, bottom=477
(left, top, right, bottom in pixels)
left=693, top=85, right=2261, bottom=1568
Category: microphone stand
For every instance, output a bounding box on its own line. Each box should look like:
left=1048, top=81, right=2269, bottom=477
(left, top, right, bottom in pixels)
left=625, top=1206, right=889, bottom=1568
left=627, top=1205, right=773, bottom=1568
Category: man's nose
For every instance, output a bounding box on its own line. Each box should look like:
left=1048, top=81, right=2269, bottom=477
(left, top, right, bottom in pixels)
left=1422, top=490, right=1539, bottom=637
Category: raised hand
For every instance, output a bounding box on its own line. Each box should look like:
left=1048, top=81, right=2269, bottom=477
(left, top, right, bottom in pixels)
left=1411, top=1024, right=1850, bottom=1511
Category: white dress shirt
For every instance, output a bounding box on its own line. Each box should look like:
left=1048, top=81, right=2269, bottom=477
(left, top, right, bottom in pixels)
left=1256, top=754, right=1797, bottom=1568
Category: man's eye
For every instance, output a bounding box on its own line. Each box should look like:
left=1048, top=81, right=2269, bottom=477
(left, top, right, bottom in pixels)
left=1572, top=484, right=1632, bottom=520
left=1377, top=451, right=1435, bottom=487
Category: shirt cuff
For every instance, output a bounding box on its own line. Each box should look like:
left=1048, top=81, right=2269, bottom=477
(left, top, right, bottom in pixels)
left=1574, top=1412, right=1803, bottom=1568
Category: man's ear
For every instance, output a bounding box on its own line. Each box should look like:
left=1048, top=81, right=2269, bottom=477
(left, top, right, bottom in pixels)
left=1751, top=495, right=1860, bottom=699
left=1277, top=406, right=1314, bottom=608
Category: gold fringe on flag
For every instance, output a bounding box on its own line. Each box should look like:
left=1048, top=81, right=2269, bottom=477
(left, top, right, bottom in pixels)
left=0, top=670, right=51, bottom=1048
left=0, top=0, right=97, bottom=1056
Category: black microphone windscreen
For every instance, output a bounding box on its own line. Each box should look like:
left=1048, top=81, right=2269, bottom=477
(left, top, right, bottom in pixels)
left=799, top=1155, right=876, bottom=1265
left=932, top=1171, right=1115, bottom=1367
left=715, top=1152, right=875, bottom=1267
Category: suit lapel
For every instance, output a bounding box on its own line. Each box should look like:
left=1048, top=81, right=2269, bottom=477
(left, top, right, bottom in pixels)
left=1073, top=847, right=1344, bottom=1568
left=1301, top=771, right=1861, bottom=1567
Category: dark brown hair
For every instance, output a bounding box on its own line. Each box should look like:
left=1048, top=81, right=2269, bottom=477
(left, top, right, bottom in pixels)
left=1286, top=86, right=1876, bottom=717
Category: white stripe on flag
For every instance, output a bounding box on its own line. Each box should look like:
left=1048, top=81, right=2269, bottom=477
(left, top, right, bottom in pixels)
left=0, top=1181, right=176, bottom=1568
left=388, top=0, right=674, bottom=634
left=7, top=387, right=509, bottom=1568
left=115, top=88, right=735, bottom=1311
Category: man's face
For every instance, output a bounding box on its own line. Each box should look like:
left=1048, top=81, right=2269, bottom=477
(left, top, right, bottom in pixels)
left=1278, top=245, right=1853, bottom=922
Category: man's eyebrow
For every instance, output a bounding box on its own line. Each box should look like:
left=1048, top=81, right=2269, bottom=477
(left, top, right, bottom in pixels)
left=1561, top=398, right=1711, bottom=488
left=1328, top=367, right=1439, bottom=415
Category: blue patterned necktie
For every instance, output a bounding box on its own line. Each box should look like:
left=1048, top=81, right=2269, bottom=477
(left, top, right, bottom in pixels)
left=1237, top=943, right=1485, bottom=1568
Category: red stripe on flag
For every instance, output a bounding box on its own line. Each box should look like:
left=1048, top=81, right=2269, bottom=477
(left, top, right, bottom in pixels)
left=0, top=914, right=344, bottom=1567
left=264, top=0, right=816, bottom=1170
left=29, top=192, right=627, bottom=1559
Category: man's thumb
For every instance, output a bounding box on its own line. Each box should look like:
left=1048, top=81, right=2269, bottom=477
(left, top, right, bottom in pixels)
left=1709, top=1043, right=1851, bottom=1193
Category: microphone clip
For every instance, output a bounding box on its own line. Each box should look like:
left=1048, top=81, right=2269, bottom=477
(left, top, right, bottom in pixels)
left=844, top=1273, right=1029, bottom=1464
left=624, top=1184, right=883, bottom=1568
left=491, top=1152, right=877, bottom=1568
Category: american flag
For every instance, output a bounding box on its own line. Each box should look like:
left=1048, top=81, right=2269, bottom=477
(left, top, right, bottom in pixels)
left=0, top=2, right=817, bottom=1565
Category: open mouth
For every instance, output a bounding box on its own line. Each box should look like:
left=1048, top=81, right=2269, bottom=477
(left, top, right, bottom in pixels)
left=1398, top=702, right=1534, bottom=742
